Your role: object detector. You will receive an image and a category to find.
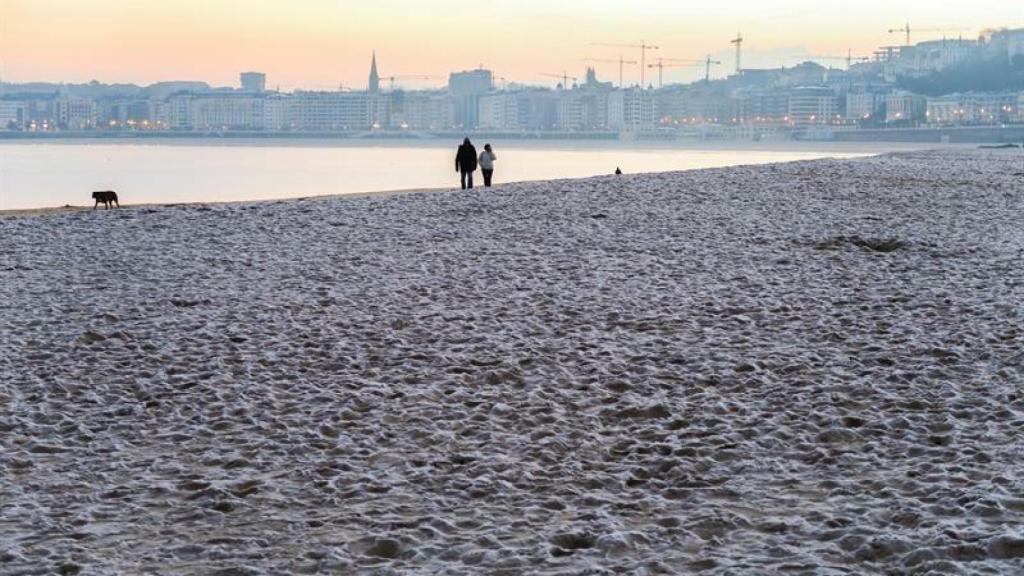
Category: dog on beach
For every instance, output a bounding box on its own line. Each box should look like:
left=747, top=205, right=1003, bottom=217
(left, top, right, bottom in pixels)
left=92, top=191, right=119, bottom=210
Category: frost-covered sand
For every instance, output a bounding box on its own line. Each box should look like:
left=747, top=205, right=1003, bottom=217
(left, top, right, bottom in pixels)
left=2, top=149, right=1023, bottom=575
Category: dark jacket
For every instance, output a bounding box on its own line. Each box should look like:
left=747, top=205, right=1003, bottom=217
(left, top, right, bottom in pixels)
left=456, top=143, right=478, bottom=172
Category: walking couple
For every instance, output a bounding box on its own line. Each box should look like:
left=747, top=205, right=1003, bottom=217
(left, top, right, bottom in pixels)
left=455, top=138, right=497, bottom=189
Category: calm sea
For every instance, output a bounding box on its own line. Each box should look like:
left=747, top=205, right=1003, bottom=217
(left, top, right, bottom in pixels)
left=0, top=139, right=916, bottom=211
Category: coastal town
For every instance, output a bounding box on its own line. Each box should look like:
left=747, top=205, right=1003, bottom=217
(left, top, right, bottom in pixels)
left=2, top=26, right=1023, bottom=142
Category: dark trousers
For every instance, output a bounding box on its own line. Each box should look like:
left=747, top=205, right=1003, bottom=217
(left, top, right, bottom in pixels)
left=482, top=169, right=494, bottom=187
left=461, top=170, right=474, bottom=189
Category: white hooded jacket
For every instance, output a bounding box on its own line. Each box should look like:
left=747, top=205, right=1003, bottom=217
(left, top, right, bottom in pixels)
left=478, top=149, right=497, bottom=170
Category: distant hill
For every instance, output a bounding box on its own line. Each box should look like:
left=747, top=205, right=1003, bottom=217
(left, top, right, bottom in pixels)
left=141, top=81, right=214, bottom=99
left=1, top=81, right=142, bottom=99
left=1, top=80, right=215, bottom=100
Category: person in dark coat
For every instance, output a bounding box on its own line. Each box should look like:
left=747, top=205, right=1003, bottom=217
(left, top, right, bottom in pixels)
left=455, top=138, right=478, bottom=189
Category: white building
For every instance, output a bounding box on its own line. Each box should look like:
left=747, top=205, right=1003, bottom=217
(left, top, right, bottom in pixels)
left=729, top=88, right=789, bottom=124
left=478, top=90, right=562, bottom=131
left=288, top=91, right=389, bottom=131
left=926, top=95, right=963, bottom=125
left=885, top=91, right=926, bottom=124
left=150, top=101, right=169, bottom=128
left=787, top=87, right=838, bottom=125
left=556, top=90, right=610, bottom=131
left=607, top=88, right=654, bottom=129
left=393, top=91, right=454, bottom=130
left=56, top=97, right=97, bottom=130
left=15, top=98, right=58, bottom=130
left=478, top=92, right=523, bottom=130
left=0, top=101, right=26, bottom=129
left=926, top=92, right=1019, bottom=125
left=557, top=93, right=586, bottom=131
left=167, top=95, right=192, bottom=129
left=262, top=95, right=289, bottom=131
left=884, top=39, right=978, bottom=80
left=100, top=99, right=167, bottom=128
left=449, top=69, right=493, bottom=129
left=845, top=92, right=883, bottom=121
left=240, top=72, right=266, bottom=93
left=190, top=95, right=266, bottom=130
left=985, top=28, right=1024, bottom=61
left=910, top=40, right=976, bottom=73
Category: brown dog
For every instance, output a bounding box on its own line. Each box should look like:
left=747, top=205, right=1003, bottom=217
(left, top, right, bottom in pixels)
left=92, top=191, right=119, bottom=210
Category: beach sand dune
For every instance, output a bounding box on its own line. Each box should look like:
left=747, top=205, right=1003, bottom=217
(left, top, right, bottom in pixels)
left=1, top=149, right=1023, bottom=574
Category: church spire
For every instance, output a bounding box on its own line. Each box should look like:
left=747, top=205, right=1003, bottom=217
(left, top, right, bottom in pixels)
left=368, top=51, right=380, bottom=93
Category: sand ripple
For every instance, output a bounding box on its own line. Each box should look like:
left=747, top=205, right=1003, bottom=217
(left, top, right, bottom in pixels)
left=2, top=149, right=1023, bottom=574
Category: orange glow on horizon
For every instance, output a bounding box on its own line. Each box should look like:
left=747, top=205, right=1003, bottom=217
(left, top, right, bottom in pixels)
left=2, top=0, right=1021, bottom=89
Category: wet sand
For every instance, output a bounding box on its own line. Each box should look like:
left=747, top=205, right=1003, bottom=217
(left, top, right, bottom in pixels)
left=2, top=149, right=1023, bottom=574
left=0, top=186, right=446, bottom=219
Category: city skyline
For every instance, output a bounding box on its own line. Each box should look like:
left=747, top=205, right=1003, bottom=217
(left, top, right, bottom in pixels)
left=2, top=0, right=1022, bottom=90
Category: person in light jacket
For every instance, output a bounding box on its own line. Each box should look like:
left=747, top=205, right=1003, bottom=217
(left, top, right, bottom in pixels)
left=478, top=144, right=497, bottom=187
left=455, top=138, right=478, bottom=189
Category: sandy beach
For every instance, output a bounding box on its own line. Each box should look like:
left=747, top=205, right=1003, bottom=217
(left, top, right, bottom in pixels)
left=2, top=149, right=1023, bottom=574
left=0, top=186, right=446, bottom=219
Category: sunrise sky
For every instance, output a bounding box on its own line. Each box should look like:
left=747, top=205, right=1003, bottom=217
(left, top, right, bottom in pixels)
left=2, top=0, right=1021, bottom=89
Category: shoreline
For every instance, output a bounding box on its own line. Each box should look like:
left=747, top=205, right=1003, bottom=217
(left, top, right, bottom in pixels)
left=0, top=147, right=926, bottom=218
left=0, top=135, right=956, bottom=153
left=0, top=185, right=451, bottom=218
left=2, top=125, right=1022, bottom=145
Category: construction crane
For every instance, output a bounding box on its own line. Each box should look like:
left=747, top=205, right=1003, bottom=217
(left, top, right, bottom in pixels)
left=582, top=56, right=638, bottom=88
left=592, top=41, right=660, bottom=88
left=539, top=72, right=579, bottom=89
left=730, top=33, right=744, bottom=74
left=700, top=55, right=723, bottom=82
left=888, top=23, right=968, bottom=46
left=384, top=75, right=440, bottom=91
left=794, top=50, right=871, bottom=69
left=647, top=56, right=724, bottom=86
left=646, top=58, right=703, bottom=88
